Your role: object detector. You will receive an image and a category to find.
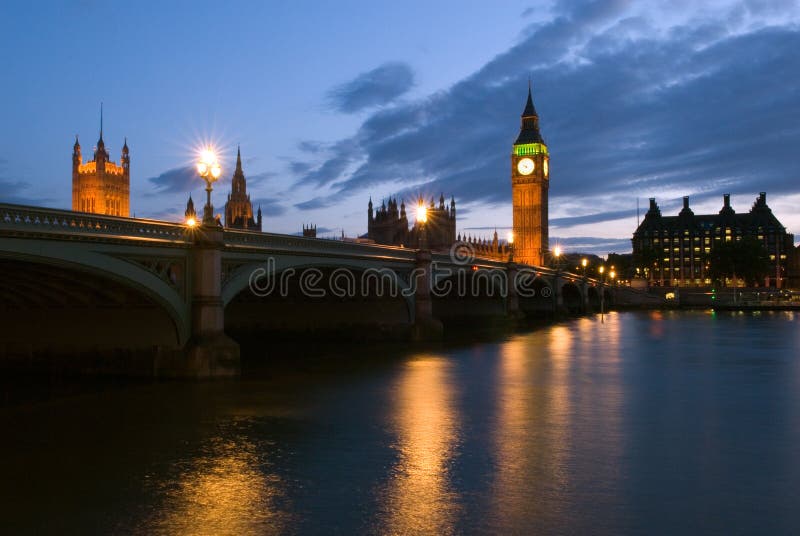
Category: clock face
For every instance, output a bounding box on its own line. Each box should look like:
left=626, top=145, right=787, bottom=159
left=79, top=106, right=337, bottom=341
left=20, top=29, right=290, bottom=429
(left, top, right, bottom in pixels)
left=543, top=159, right=549, bottom=177
left=517, top=157, right=534, bottom=175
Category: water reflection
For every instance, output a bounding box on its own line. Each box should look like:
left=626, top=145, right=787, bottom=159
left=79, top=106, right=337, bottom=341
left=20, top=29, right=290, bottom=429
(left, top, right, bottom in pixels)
left=142, top=420, right=290, bottom=535
left=379, top=356, right=460, bottom=534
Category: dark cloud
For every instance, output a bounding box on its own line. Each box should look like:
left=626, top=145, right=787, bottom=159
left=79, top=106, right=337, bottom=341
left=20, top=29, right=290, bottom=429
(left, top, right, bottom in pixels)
left=294, top=196, right=333, bottom=211
left=251, top=197, right=287, bottom=217
left=0, top=179, right=46, bottom=205
left=327, top=61, right=415, bottom=113
left=294, top=7, right=800, bottom=237
left=147, top=166, right=198, bottom=194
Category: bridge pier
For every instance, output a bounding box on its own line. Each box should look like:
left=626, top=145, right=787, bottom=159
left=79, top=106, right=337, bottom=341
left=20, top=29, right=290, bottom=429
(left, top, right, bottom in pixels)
left=506, top=262, right=523, bottom=319
left=167, top=227, right=240, bottom=378
left=411, top=249, right=443, bottom=341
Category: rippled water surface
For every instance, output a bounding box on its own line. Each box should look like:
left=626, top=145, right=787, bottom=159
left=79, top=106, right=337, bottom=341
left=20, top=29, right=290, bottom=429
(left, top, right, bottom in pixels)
left=2, top=311, right=800, bottom=534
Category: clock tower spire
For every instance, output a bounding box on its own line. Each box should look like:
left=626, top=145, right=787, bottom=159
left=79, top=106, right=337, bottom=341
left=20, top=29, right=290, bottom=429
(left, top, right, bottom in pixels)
left=511, top=83, right=549, bottom=266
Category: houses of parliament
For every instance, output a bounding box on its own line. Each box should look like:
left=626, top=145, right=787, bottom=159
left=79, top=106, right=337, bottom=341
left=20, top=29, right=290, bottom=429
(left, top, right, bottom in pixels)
left=72, top=113, right=261, bottom=231
left=365, top=85, right=550, bottom=265
left=71, top=88, right=551, bottom=263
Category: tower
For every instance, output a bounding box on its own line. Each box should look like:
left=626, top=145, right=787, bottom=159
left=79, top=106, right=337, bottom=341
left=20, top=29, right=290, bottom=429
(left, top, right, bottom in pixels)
left=71, top=106, right=130, bottom=216
left=511, top=83, right=549, bottom=266
left=224, top=146, right=262, bottom=231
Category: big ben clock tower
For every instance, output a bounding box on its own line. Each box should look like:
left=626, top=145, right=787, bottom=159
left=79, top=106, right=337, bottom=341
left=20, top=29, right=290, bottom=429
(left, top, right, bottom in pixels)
left=511, top=84, right=549, bottom=266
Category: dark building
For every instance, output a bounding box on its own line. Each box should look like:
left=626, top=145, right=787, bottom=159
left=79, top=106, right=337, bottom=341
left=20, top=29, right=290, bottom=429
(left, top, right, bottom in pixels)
left=224, top=146, right=262, bottom=231
left=367, top=194, right=456, bottom=251
left=302, top=224, right=317, bottom=238
left=632, top=193, right=794, bottom=287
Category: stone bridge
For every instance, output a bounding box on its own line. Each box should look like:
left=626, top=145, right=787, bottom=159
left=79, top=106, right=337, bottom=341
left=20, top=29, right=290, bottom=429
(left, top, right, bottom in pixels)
left=0, top=203, right=614, bottom=377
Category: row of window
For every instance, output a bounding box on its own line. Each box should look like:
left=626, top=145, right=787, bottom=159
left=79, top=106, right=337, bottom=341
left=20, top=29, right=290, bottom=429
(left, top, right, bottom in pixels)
left=78, top=197, right=124, bottom=216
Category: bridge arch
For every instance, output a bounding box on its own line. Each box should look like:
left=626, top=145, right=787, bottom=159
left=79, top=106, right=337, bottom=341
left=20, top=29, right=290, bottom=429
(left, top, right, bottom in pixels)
left=0, top=248, right=189, bottom=350
left=222, top=257, right=415, bottom=341
left=560, top=281, right=583, bottom=314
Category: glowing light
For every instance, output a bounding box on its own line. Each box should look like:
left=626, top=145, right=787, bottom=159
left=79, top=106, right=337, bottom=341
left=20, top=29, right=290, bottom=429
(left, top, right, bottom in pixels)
left=581, top=258, right=587, bottom=268
left=610, top=270, right=616, bottom=279
left=553, top=245, right=562, bottom=258
left=416, top=204, right=427, bottom=224
left=211, top=164, right=221, bottom=179
left=186, top=216, right=197, bottom=227
left=507, top=231, right=514, bottom=245
left=201, top=148, right=216, bottom=166
left=599, top=266, right=605, bottom=274
left=196, top=162, right=208, bottom=175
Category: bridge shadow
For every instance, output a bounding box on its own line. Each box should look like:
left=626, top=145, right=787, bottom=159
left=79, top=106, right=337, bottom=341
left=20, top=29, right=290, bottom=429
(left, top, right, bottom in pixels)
left=225, top=266, right=413, bottom=345
left=0, top=259, right=180, bottom=373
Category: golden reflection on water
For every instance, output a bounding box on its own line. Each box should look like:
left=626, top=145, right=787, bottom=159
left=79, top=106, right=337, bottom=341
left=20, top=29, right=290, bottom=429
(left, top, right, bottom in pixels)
left=144, top=428, right=289, bottom=536
left=491, top=315, right=624, bottom=529
left=381, top=356, right=460, bottom=535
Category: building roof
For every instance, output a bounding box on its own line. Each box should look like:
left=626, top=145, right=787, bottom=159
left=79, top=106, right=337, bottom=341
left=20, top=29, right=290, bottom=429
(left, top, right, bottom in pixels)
left=634, top=193, right=787, bottom=236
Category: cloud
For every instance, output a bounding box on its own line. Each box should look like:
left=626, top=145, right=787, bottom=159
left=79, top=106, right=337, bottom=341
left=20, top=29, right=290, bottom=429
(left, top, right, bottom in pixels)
left=146, top=166, right=197, bottom=194
left=327, top=61, right=415, bottom=113
left=0, top=179, right=46, bottom=205
left=293, top=3, right=800, bottom=239
left=251, top=197, right=287, bottom=217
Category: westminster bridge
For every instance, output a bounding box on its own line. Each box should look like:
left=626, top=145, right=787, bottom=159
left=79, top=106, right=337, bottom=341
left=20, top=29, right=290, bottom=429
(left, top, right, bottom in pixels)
left=0, top=203, right=624, bottom=377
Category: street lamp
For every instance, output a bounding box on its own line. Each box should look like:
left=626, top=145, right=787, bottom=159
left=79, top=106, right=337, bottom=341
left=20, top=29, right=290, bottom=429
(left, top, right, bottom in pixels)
left=197, top=148, right=222, bottom=225
left=507, top=231, right=514, bottom=262
left=416, top=201, right=428, bottom=250
left=553, top=245, right=562, bottom=270
left=599, top=265, right=606, bottom=320
left=581, top=258, right=588, bottom=278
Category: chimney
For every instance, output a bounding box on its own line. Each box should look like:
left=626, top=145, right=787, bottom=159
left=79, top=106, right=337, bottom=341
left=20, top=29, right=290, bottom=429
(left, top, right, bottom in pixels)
left=649, top=198, right=657, bottom=210
left=683, top=196, right=689, bottom=210
left=723, top=193, right=731, bottom=208
left=759, top=192, right=766, bottom=204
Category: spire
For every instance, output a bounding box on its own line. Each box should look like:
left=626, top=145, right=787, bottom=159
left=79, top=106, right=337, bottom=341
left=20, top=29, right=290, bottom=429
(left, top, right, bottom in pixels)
left=236, top=144, right=242, bottom=173
left=74, top=134, right=80, bottom=149
left=515, top=82, right=544, bottom=145
left=122, top=137, right=128, bottom=152
left=522, top=82, right=537, bottom=118
left=98, top=102, right=104, bottom=144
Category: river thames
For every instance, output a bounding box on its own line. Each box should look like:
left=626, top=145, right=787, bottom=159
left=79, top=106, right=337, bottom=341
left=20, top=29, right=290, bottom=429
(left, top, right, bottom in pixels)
left=1, top=310, right=799, bottom=534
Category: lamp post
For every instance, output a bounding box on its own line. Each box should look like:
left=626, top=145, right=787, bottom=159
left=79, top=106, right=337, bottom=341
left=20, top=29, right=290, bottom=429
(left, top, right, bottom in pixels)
left=599, top=265, right=605, bottom=320
left=196, top=148, right=222, bottom=226
left=552, top=245, right=562, bottom=270
left=416, top=202, right=428, bottom=250
left=507, top=231, right=514, bottom=262
left=581, top=258, right=588, bottom=278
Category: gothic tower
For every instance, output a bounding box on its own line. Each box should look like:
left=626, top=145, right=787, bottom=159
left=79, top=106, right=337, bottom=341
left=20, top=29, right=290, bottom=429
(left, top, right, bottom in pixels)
left=511, top=84, right=549, bottom=266
left=71, top=106, right=130, bottom=216
left=224, top=146, right=262, bottom=231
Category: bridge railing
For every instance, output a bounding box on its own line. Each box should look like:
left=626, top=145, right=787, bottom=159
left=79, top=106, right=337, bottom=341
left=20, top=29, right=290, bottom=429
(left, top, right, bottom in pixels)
left=0, top=203, right=190, bottom=244
left=223, top=229, right=420, bottom=262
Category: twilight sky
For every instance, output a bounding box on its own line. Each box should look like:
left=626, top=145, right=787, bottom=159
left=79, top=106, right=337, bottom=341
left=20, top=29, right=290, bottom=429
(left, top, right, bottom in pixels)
left=1, top=0, right=798, bottom=254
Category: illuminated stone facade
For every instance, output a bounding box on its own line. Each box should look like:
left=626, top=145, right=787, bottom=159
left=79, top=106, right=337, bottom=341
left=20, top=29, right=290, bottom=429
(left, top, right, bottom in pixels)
left=633, top=193, right=795, bottom=287
left=367, top=195, right=456, bottom=251
left=71, top=124, right=130, bottom=216
left=511, top=86, right=549, bottom=266
left=224, top=147, right=261, bottom=231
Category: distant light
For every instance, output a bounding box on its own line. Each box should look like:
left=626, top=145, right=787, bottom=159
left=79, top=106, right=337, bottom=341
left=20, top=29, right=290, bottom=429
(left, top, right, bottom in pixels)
left=581, top=258, right=587, bottom=267
left=610, top=270, right=616, bottom=279
left=553, top=245, right=562, bottom=257
left=599, top=266, right=605, bottom=274
left=186, top=216, right=197, bottom=227
left=507, top=231, right=514, bottom=245
left=416, top=203, right=427, bottom=224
